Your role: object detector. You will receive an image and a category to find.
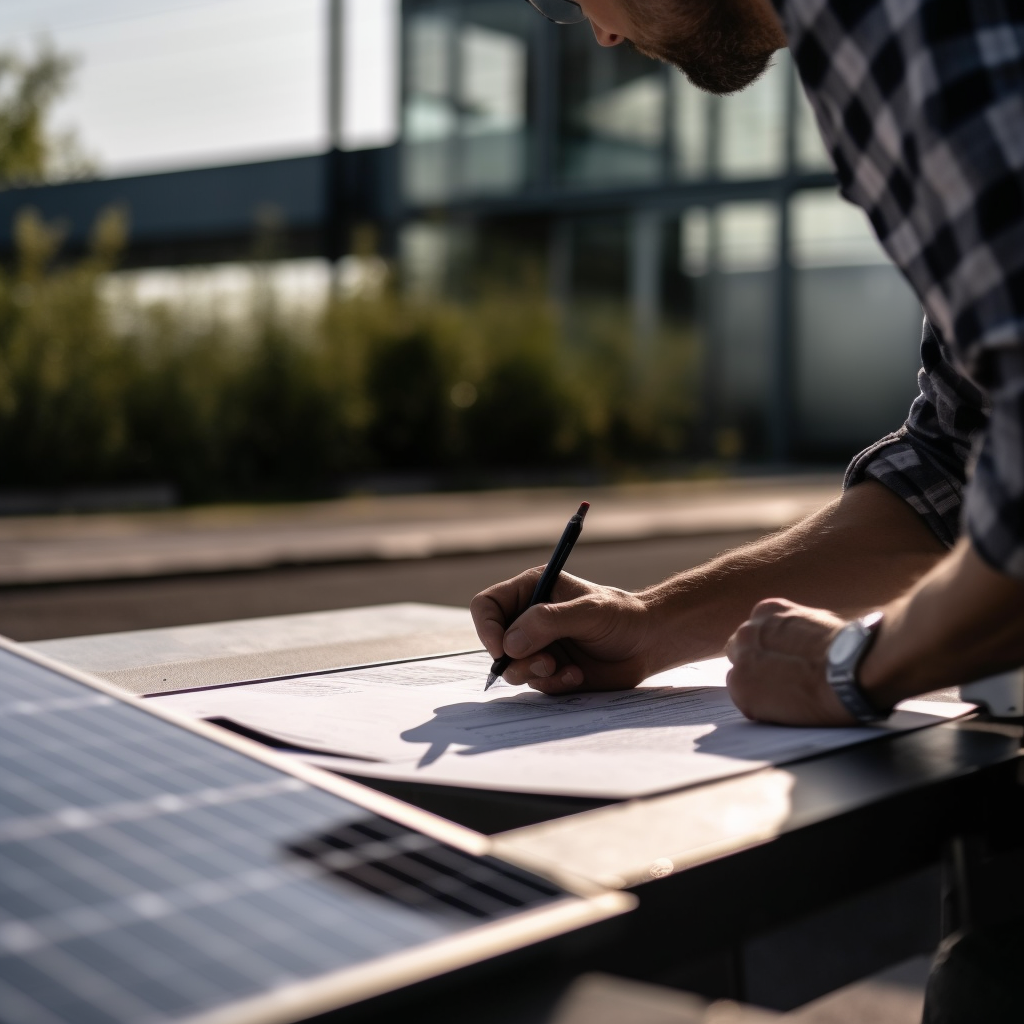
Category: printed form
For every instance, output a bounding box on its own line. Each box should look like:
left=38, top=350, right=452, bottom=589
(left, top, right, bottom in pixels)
left=150, top=652, right=972, bottom=799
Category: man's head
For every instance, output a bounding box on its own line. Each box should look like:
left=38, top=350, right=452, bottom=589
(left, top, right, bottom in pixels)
left=573, top=0, right=787, bottom=95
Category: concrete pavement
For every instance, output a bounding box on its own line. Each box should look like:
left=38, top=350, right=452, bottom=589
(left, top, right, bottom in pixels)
left=0, top=474, right=841, bottom=586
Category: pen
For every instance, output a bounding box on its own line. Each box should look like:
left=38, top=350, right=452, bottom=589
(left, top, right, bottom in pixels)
left=484, top=501, right=590, bottom=690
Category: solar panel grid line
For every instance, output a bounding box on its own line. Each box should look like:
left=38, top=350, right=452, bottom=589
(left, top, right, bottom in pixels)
left=1, top=842, right=118, bottom=919
left=17, top=896, right=305, bottom=1024
left=417, top=848, right=565, bottom=903
left=290, top=838, right=425, bottom=873
left=28, top=946, right=191, bottom=1024
left=12, top=937, right=165, bottom=1024
left=114, top=905, right=300, bottom=993
left=370, top=853, right=523, bottom=917
left=157, top=813, right=299, bottom=871
left=3, top=659, right=81, bottom=700
left=117, top=813, right=270, bottom=882
left=108, top=803, right=268, bottom=863
left=210, top=894, right=395, bottom=975
left=50, top=819, right=403, bottom=962
left=0, top=770, right=65, bottom=823
left=6, top=695, right=115, bottom=718
left=9, top=721, right=246, bottom=800
left=293, top=823, right=556, bottom=915
left=409, top=854, right=548, bottom=910
left=248, top=882, right=442, bottom=963
left=212, top=792, right=363, bottom=844
left=377, top=862, right=493, bottom=919
left=2, top=860, right=330, bottom=956
left=324, top=840, right=563, bottom=921
left=151, top=899, right=324, bottom=984
left=206, top=892, right=353, bottom=969
left=0, top=852, right=60, bottom=919
left=1, top=738, right=130, bottom=809
left=23, top=833, right=154, bottom=911
left=8, top=790, right=299, bottom=864
left=60, top=815, right=238, bottom=896
left=3, top=717, right=258, bottom=815
left=3, top=741, right=148, bottom=813
left=73, top=935, right=229, bottom=1021
left=319, top=858, right=463, bottom=918
left=85, top=817, right=232, bottom=894
left=0, top=779, right=305, bottom=844
left=90, top=921, right=260, bottom=1002
left=9, top=829, right=505, bottom=1000
left=33, top=707, right=275, bottom=792
left=2, top=721, right=145, bottom=812
left=0, top=975, right=68, bottom=1024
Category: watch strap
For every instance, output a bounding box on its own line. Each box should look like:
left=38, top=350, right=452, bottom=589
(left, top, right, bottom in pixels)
left=826, top=613, right=888, bottom=724
left=827, top=670, right=887, bottom=723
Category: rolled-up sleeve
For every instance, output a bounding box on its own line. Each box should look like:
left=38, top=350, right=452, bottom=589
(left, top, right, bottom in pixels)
left=844, top=318, right=989, bottom=551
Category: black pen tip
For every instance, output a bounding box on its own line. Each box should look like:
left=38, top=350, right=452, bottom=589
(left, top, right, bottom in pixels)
left=484, top=672, right=498, bottom=691
left=576, top=501, right=590, bottom=519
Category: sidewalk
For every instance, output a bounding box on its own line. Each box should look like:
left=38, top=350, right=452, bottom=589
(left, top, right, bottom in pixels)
left=0, top=474, right=842, bottom=586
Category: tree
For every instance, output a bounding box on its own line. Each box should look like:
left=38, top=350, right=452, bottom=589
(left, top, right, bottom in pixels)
left=0, top=41, right=93, bottom=188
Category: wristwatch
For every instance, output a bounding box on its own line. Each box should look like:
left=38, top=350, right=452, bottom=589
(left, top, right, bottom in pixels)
left=825, top=611, right=889, bottom=723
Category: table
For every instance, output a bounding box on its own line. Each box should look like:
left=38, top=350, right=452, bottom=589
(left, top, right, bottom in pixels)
left=30, top=603, right=1024, bottom=1012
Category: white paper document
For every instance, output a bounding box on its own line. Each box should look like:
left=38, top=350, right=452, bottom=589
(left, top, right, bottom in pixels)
left=150, top=651, right=973, bottom=799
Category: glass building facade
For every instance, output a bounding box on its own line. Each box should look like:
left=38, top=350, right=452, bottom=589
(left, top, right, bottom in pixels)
left=399, top=0, right=923, bottom=463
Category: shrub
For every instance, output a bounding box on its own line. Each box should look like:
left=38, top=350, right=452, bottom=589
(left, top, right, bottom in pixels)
left=0, top=213, right=700, bottom=501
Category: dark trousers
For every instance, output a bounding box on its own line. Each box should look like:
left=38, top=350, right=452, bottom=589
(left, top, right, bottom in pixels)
left=922, top=916, right=1024, bottom=1024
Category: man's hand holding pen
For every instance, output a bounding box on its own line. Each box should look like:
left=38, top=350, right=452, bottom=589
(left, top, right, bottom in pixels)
left=471, top=570, right=653, bottom=694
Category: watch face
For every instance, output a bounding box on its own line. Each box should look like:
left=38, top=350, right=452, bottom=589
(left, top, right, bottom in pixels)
left=828, top=625, right=862, bottom=666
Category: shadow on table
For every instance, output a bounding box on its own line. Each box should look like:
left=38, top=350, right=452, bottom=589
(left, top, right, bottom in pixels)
left=401, top=686, right=769, bottom=766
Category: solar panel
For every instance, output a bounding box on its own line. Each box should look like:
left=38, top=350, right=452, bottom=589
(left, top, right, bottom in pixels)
left=0, top=641, right=629, bottom=1024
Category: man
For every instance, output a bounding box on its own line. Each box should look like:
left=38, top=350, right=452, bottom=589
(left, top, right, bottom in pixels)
left=473, top=2, right=1024, bottom=1020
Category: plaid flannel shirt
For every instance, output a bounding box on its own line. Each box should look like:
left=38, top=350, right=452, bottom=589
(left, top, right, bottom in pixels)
left=776, top=0, right=1024, bottom=579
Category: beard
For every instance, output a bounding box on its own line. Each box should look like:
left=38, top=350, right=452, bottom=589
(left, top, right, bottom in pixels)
left=625, top=0, right=776, bottom=95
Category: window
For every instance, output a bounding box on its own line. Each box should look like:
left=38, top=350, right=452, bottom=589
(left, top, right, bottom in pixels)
left=790, top=189, right=888, bottom=267
left=794, top=87, right=833, bottom=172
left=560, top=30, right=666, bottom=186
left=403, top=3, right=530, bottom=203
left=790, top=189, right=921, bottom=455
left=672, top=72, right=710, bottom=179
left=459, top=17, right=528, bottom=193
left=717, top=56, right=787, bottom=179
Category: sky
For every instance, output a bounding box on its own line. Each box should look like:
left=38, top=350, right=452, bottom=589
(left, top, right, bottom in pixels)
left=1, top=0, right=400, bottom=176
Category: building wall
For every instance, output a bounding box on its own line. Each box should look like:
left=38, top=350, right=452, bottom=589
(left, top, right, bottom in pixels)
left=398, top=0, right=925, bottom=464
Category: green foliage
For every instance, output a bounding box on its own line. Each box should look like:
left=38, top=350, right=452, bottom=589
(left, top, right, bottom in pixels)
left=0, top=42, right=93, bottom=187
left=0, top=208, right=129, bottom=486
left=0, top=213, right=700, bottom=501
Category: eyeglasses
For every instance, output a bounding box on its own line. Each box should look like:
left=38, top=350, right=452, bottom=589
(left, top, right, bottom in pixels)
left=524, top=0, right=587, bottom=26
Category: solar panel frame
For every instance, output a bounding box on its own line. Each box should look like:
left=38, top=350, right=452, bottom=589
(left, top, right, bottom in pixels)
left=0, top=634, right=633, bottom=1024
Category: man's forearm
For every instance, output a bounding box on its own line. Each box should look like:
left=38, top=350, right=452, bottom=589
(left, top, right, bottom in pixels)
left=861, top=538, right=1024, bottom=705
left=641, top=480, right=946, bottom=671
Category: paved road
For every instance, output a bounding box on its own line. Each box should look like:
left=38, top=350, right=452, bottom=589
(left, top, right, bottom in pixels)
left=1, top=531, right=767, bottom=641
left=0, top=474, right=844, bottom=641
left=0, top=476, right=839, bottom=586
